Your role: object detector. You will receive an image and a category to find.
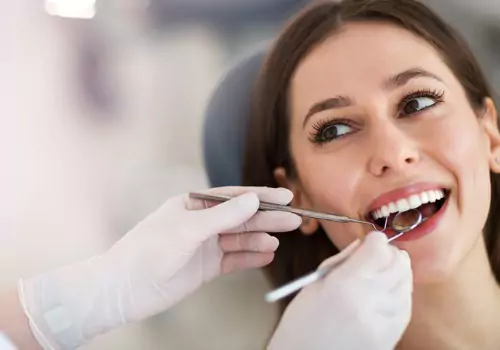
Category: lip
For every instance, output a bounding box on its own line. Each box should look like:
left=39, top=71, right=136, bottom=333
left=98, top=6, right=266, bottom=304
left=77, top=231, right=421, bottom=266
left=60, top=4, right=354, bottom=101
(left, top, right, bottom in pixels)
left=386, top=191, right=450, bottom=242
left=364, top=182, right=448, bottom=219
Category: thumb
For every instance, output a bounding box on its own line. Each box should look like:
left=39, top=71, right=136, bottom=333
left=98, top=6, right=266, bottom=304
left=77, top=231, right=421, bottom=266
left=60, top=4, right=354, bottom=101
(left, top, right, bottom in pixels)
left=337, top=231, right=392, bottom=275
left=193, top=192, right=260, bottom=238
left=318, top=238, right=361, bottom=270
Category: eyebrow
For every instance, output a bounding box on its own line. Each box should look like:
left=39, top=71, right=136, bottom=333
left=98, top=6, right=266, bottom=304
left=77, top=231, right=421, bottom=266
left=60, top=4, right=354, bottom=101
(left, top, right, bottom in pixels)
left=302, top=96, right=353, bottom=127
left=383, top=67, right=443, bottom=90
left=302, top=67, right=443, bottom=128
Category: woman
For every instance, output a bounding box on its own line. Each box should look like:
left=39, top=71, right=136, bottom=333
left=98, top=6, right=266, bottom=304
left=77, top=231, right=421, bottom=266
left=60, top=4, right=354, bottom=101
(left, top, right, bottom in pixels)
left=243, top=0, right=500, bottom=348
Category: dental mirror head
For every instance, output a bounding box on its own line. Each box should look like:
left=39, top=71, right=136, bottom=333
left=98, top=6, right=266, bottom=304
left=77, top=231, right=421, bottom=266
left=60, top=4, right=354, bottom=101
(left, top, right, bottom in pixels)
left=392, top=208, right=423, bottom=232
left=385, top=208, right=423, bottom=242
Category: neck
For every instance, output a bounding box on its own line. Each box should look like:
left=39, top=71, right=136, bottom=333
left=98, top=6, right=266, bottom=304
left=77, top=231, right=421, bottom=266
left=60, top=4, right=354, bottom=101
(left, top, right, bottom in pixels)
left=399, top=235, right=500, bottom=350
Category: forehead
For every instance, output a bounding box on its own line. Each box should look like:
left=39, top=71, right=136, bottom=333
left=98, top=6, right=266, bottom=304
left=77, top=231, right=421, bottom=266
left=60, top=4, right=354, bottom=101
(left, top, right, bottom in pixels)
left=290, top=21, right=453, bottom=107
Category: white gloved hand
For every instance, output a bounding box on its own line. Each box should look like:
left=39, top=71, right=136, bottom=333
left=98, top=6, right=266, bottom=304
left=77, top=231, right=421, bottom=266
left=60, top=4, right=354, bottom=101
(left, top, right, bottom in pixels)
left=267, top=231, right=413, bottom=350
left=19, top=186, right=302, bottom=350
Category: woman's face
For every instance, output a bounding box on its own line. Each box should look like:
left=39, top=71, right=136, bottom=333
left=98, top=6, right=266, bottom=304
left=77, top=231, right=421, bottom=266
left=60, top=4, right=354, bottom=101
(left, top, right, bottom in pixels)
left=280, top=22, right=500, bottom=283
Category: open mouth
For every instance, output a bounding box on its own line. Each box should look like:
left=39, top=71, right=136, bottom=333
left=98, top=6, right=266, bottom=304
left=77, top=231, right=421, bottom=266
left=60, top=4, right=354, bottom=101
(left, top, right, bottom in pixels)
left=367, top=188, right=450, bottom=231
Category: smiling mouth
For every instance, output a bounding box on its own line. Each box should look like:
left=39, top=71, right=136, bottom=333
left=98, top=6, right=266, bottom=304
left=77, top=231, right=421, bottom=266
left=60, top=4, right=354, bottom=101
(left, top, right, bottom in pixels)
left=367, top=189, right=450, bottom=230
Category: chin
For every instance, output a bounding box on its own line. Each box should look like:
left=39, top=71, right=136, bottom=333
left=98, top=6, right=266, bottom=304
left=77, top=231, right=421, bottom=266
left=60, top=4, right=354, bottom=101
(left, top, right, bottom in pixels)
left=402, top=227, right=483, bottom=286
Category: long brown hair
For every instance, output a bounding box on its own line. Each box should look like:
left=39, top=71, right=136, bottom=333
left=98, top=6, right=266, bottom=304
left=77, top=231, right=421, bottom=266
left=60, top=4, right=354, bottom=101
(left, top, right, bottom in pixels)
left=242, top=0, right=500, bottom=309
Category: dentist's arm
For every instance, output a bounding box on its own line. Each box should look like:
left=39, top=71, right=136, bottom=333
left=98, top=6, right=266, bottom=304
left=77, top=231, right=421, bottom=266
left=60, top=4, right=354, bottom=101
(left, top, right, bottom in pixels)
left=1, top=187, right=301, bottom=350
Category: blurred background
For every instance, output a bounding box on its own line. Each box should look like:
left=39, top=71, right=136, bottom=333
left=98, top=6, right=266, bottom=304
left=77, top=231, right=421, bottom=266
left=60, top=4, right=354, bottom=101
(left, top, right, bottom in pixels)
left=1, top=1, right=499, bottom=349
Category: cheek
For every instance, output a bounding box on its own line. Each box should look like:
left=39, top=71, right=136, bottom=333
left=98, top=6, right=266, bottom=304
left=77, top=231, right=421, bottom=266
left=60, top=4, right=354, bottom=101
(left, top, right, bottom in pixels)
left=293, top=148, right=367, bottom=249
left=431, top=115, right=490, bottom=215
left=322, top=221, right=365, bottom=250
left=406, top=114, right=492, bottom=283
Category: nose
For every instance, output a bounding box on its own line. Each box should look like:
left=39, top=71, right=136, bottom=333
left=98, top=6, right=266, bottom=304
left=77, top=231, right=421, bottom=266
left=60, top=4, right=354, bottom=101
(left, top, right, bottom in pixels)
left=367, top=122, right=420, bottom=177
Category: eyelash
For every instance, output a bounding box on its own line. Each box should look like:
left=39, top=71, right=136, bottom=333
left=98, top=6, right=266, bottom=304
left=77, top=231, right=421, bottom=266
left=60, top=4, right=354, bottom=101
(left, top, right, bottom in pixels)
left=309, top=88, right=445, bottom=145
left=398, top=88, right=445, bottom=116
left=310, top=118, right=355, bottom=144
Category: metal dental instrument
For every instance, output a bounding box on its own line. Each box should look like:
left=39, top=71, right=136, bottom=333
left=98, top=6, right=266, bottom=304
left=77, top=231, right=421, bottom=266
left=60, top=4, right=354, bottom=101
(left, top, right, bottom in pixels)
left=189, top=192, right=386, bottom=231
left=188, top=192, right=423, bottom=302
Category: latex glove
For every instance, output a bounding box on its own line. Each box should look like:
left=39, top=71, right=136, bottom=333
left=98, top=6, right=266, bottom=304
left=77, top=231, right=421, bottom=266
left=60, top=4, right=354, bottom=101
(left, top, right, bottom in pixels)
left=267, top=231, right=413, bottom=350
left=19, top=186, right=302, bottom=350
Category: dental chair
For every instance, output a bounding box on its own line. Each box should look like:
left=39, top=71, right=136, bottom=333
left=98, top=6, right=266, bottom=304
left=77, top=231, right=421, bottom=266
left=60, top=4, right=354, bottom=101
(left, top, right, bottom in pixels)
left=202, top=50, right=339, bottom=310
left=202, top=50, right=267, bottom=187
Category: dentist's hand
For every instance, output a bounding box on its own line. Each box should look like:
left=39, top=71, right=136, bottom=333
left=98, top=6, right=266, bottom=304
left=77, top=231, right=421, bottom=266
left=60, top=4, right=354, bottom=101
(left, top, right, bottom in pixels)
left=267, top=231, right=413, bottom=350
left=19, top=187, right=301, bottom=350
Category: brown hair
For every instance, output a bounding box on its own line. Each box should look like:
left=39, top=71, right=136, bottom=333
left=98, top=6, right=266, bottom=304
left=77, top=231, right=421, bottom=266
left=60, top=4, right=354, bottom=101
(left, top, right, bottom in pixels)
left=242, top=0, right=500, bottom=309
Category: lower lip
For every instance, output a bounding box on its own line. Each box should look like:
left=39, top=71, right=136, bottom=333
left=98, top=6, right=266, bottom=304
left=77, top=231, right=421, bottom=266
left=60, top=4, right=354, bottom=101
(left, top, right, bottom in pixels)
left=385, top=195, right=449, bottom=242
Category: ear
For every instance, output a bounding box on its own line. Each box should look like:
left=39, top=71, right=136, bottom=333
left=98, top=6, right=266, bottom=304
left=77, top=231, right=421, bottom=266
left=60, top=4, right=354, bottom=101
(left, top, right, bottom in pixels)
left=480, top=98, right=500, bottom=173
left=274, top=167, right=319, bottom=235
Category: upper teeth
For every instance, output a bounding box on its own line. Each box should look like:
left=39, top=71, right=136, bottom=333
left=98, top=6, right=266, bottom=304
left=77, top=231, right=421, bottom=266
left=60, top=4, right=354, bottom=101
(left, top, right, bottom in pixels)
left=371, top=189, right=445, bottom=220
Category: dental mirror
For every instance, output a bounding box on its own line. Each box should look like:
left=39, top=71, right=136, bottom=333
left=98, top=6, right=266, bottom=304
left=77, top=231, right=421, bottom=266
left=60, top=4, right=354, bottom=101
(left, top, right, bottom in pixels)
left=386, top=208, right=423, bottom=241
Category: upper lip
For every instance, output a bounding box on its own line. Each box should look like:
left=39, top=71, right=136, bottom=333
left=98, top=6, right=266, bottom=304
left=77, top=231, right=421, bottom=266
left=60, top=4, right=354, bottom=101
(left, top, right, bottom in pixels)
left=363, top=182, right=449, bottom=220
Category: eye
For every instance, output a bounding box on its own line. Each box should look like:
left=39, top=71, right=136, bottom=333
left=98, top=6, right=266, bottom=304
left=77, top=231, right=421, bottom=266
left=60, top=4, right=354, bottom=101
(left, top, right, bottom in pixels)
left=310, top=119, right=356, bottom=144
left=399, top=89, right=444, bottom=117
left=402, top=97, right=436, bottom=115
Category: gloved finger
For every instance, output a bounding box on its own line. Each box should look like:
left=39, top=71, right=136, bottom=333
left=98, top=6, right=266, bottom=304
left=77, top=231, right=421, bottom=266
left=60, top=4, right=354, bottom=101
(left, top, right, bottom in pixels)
left=384, top=316, right=412, bottom=346
left=374, top=266, right=413, bottom=318
left=219, top=232, right=280, bottom=253
left=390, top=295, right=412, bottom=325
left=185, top=186, right=294, bottom=210
left=221, top=252, right=275, bottom=274
left=372, top=249, right=412, bottom=290
left=376, top=282, right=413, bottom=320
left=389, top=254, right=413, bottom=300
left=221, top=211, right=301, bottom=234
left=366, top=255, right=412, bottom=317
left=192, top=192, right=260, bottom=237
left=370, top=309, right=411, bottom=344
left=335, top=231, right=393, bottom=277
left=318, top=239, right=361, bottom=270
left=363, top=249, right=411, bottom=298
left=388, top=250, right=413, bottom=292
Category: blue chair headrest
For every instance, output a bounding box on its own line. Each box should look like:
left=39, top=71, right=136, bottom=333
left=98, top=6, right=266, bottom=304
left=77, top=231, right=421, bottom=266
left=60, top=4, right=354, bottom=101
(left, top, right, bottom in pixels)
left=202, top=50, right=267, bottom=187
